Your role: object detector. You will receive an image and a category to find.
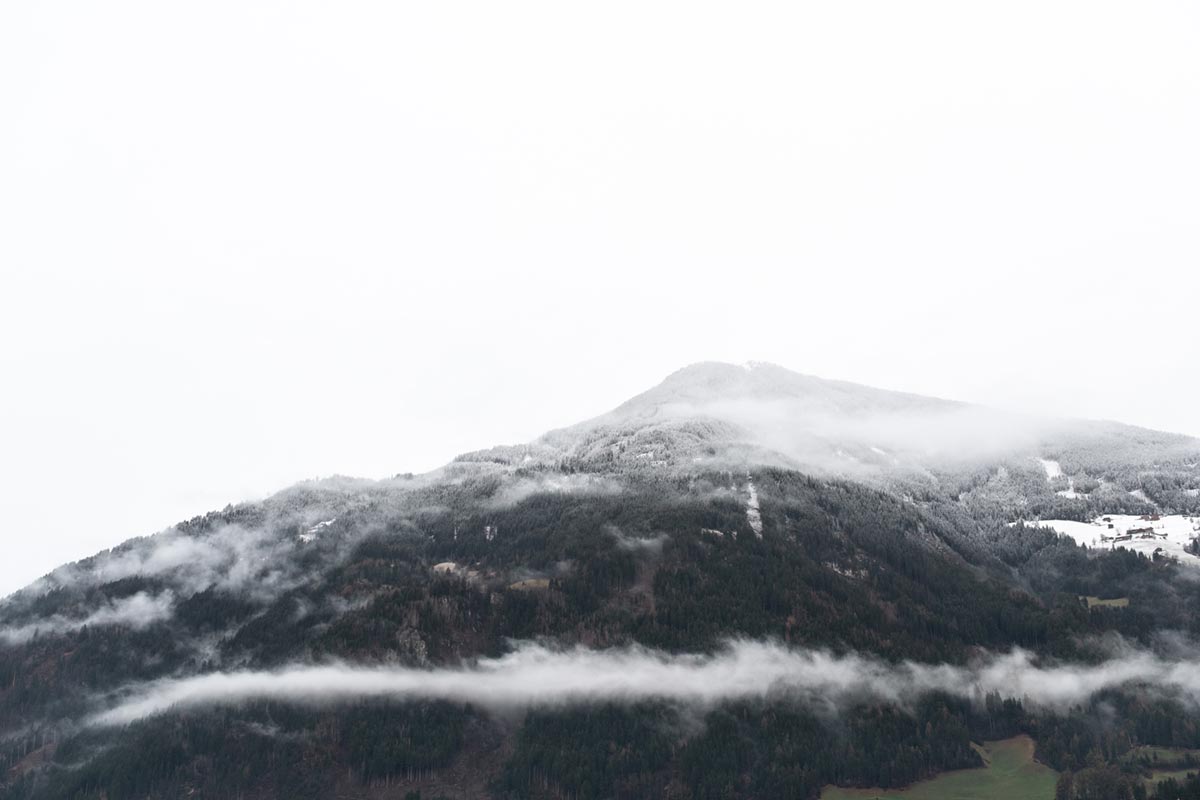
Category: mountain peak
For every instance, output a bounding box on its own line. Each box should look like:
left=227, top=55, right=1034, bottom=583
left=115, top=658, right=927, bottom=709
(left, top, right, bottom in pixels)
left=526, top=362, right=983, bottom=474
left=491, top=362, right=1199, bottom=478
left=617, top=361, right=957, bottom=420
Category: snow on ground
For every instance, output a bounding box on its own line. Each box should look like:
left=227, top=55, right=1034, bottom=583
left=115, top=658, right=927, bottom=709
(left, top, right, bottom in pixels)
left=1023, top=514, right=1200, bottom=567
left=1034, top=457, right=1080, bottom=498
left=1036, top=458, right=1063, bottom=480
left=745, top=476, right=763, bottom=539
left=1131, top=489, right=1155, bottom=506
left=298, top=518, right=337, bottom=543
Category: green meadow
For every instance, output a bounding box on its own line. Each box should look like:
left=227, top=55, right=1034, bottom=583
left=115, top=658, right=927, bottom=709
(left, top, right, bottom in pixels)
left=1122, top=745, right=1200, bottom=790
left=821, top=736, right=1057, bottom=800
left=1145, top=768, right=1197, bottom=789
left=1080, top=595, right=1130, bottom=608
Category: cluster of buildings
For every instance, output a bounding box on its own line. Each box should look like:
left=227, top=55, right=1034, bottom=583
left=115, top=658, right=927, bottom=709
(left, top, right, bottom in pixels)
left=1097, top=515, right=1169, bottom=544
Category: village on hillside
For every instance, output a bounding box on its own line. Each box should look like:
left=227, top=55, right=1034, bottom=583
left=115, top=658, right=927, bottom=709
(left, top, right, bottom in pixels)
left=1027, top=514, right=1200, bottom=567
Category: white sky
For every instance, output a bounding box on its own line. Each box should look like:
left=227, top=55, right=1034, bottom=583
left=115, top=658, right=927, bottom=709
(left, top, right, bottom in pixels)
left=2, top=1, right=1198, bottom=595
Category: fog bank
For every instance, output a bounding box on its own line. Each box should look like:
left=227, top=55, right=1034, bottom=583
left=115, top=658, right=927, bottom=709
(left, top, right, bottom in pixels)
left=91, top=640, right=1200, bottom=726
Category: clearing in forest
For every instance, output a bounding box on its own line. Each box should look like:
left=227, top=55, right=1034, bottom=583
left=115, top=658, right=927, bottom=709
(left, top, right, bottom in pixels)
left=820, top=736, right=1056, bottom=800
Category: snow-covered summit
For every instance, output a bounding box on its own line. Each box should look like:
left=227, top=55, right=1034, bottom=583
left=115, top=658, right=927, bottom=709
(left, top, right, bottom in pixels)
left=611, top=361, right=958, bottom=421
left=457, top=362, right=1200, bottom=491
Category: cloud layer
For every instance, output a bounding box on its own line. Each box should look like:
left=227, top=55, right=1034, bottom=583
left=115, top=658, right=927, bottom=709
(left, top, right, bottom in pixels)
left=1, top=591, right=175, bottom=645
left=90, top=640, right=1200, bottom=726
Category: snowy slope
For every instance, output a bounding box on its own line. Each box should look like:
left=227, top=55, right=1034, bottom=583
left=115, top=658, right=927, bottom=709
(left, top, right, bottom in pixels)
left=1029, top=514, right=1200, bottom=567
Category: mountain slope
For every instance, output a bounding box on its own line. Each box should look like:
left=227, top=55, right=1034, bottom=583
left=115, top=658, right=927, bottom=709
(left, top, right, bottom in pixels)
left=3, top=362, right=1200, bottom=799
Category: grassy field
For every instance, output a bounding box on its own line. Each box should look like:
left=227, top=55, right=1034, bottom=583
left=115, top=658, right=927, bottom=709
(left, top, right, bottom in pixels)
left=1145, top=768, right=1198, bottom=789
left=821, top=736, right=1057, bottom=800
left=1122, top=745, right=1200, bottom=790
left=1080, top=595, right=1130, bottom=608
left=1123, top=745, right=1200, bottom=766
left=507, top=578, right=551, bottom=591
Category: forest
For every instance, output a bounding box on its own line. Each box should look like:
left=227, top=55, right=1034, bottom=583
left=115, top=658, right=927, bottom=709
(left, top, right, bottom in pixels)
left=3, top=462, right=1200, bottom=798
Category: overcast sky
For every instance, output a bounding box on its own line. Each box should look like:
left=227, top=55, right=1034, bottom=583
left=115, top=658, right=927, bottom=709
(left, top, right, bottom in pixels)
left=2, top=1, right=1198, bottom=595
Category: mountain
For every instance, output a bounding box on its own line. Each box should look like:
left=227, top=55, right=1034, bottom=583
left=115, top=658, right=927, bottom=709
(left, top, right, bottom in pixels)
left=3, top=363, right=1200, bottom=800
left=474, top=361, right=1200, bottom=521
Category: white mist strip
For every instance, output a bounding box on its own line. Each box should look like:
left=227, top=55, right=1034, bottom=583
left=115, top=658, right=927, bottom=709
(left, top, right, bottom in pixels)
left=90, top=640, right=1200, bottom=726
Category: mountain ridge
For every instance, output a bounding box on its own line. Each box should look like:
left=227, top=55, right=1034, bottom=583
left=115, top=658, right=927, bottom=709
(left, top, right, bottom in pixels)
left=458, top=362, right=1198, bottom=488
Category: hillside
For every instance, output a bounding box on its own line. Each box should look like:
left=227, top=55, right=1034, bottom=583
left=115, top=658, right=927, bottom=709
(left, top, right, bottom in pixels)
left=3, top=363, right=1200, bottom=799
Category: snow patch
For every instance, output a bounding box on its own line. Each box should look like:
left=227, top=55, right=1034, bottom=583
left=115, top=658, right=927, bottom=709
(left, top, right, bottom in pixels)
left=1036, top=458, right=1063, bottom=480
left=1057, top=478, right=1080, bottom=499
left=1035, top=458, right=1082, bottom=498
left=1016, top=514, right=1200, bottom=568
left=1130, top=489, right=1155, bottom=506
left=298, top=518, right=336, bottom=544
left=745, top=476, right=763, bottom=539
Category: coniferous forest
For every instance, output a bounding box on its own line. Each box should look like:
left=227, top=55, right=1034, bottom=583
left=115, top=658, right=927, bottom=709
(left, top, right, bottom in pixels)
left=4, top=446, right=1200, bottom=799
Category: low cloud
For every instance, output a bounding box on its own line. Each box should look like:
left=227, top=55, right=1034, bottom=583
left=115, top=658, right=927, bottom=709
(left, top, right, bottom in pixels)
left=662, top=398, right=1052, bottom=474
left=89, top=640, right=1200, bottom=726
left=609, top=527, right=668, bottom=554
left=18, top=517, right=342, bottom=608
left=78, top=525, right=298, bottom=599
left=486, top=474, right=623, bottom=509
left=1, top=591, right=175, bottom=644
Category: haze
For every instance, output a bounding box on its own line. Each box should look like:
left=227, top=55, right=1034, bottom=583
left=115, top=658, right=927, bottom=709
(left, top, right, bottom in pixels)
left=2, top=1, right=1199, bottom=595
